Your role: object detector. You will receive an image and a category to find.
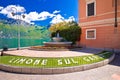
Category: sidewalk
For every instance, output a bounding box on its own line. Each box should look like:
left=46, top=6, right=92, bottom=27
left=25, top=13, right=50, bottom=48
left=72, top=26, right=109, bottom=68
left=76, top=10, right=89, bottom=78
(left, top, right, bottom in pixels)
left=3, top=48, right=102, bottom=57
left=0, top=52, right=120, bottom=80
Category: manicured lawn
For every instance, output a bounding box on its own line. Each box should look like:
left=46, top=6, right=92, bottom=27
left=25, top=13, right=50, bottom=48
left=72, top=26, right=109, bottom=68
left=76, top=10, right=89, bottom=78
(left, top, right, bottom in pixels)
left=0, top=51, right=113, bottom=68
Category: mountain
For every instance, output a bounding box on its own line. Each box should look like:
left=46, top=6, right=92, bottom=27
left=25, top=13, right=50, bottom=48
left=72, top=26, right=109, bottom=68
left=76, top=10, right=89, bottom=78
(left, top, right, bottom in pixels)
left=0, top=18, right=32, bottom=26
left=46, top=24, right=51, bottom=29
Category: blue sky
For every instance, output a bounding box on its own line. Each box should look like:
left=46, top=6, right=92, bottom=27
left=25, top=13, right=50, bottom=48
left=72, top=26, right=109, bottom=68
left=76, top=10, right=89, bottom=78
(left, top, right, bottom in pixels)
left=0, top=0, right=78, bottom=26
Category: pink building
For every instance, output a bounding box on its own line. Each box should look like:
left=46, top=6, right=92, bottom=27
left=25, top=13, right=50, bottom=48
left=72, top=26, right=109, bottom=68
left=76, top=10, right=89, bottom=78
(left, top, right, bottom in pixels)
left=79, top=0, right=120, bottom=51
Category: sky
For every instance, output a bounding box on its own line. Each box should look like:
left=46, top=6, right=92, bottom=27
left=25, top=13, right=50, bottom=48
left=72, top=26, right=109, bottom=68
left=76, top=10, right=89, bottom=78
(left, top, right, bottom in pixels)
left=0, top=0, right=78, bottom=26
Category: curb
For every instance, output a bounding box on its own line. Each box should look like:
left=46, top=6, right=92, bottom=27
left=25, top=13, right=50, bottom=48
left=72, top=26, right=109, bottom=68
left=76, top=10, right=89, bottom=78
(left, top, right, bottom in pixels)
left=0, top=53, right=115, bottom=74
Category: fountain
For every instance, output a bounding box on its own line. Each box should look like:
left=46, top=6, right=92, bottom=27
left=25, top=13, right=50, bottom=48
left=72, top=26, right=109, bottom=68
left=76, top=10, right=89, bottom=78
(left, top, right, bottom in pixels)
left=43, top=32, right=72, bottom=47
left=52, top=32, right=63, bottom=42
left=30, top=31, right=73, bottom=51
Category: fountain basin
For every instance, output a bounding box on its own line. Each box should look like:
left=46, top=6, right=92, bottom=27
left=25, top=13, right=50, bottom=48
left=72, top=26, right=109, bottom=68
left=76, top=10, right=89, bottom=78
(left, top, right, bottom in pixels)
left=44, top=42, right=72, bottom=47
left=52, top=37, right=63, bottom=42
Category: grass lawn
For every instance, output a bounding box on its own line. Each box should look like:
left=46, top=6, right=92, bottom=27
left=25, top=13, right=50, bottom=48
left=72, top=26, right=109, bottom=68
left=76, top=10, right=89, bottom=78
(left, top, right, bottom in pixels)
left=0, top=51, right=113, bottom=68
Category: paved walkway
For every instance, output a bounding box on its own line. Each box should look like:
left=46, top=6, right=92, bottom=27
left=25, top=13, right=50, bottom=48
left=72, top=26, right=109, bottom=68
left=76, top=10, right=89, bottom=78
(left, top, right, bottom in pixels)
left=0, top=52, right=120, bottom=80
left=3, top=48, right=102, bottom=57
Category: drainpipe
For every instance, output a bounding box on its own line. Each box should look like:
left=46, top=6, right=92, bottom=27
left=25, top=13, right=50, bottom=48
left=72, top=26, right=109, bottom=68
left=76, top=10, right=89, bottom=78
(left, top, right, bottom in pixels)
left=114, top=0, right=118, bottom=27
left=113, top=0, right=118, bottom=53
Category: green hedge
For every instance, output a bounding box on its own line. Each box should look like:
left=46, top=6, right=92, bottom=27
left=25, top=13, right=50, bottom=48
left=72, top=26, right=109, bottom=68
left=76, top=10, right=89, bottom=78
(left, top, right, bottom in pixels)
left=49, top=21, right=81, bottom=44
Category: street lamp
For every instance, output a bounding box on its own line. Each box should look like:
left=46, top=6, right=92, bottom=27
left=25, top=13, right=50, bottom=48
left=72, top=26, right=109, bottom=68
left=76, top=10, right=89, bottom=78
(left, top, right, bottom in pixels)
left=11, top=7, right=25, bottom=50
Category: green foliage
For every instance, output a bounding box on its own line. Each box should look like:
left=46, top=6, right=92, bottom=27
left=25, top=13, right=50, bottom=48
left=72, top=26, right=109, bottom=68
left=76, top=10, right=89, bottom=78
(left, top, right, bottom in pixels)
left=0, top=23, right=51, bottom=48
left=0, top=23, right=50, bottom=39
left=49, top=21, right=81, bottom=44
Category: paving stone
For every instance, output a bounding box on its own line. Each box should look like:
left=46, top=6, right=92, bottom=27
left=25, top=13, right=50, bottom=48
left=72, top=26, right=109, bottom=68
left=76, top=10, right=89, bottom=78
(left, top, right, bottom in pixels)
left=73, top=66, right=84, bottom=72
left=104, top=59, right=109, bottom=65
left=83, top=63, right=98, bottom=70
left=96, top=61, right=104, bottom=67
left=41, top=68, right=53, bottom=74
left=12, top=66, right=22, bottom=73
left=21, top=67, right=31, bottom=74
left=3, top=48, right=103, bottom=57
left=30, top=68, right=42, bottom=74
left=52, top=68, right=64, bottom=74
left=0, top=65, right=13, bottom=72
left=63, top=67, right=75, bottom=73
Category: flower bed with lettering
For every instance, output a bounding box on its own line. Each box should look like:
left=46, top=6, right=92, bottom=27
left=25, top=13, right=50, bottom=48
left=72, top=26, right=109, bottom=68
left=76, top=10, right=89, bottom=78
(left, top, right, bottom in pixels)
left=0, top=51, right=113, bottom=68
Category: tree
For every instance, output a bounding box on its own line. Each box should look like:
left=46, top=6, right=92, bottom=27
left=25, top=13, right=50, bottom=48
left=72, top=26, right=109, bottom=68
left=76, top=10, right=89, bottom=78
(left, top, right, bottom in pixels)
left=49, top=21, right=81, bottom=44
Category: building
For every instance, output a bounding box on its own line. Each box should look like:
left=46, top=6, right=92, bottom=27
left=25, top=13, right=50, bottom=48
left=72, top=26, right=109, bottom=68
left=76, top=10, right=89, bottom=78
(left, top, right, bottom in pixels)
left=79, top=0, right=120, bottom=51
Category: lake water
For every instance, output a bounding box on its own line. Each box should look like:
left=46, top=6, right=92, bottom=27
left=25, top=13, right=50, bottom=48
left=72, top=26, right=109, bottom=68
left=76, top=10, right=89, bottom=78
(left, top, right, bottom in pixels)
left=0, top=38, right=51, bottom=49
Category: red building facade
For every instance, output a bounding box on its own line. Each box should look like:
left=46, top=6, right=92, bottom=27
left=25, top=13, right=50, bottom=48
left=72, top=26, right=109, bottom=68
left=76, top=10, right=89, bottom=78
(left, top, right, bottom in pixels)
left=79, top=0, right=120, bottom=51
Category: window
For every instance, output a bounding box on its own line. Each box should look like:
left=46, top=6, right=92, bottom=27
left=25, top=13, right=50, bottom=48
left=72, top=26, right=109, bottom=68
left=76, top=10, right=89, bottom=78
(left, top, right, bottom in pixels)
left=86, top=1, right=96, bottom=17
left=86, top=29, right=96, bottom=39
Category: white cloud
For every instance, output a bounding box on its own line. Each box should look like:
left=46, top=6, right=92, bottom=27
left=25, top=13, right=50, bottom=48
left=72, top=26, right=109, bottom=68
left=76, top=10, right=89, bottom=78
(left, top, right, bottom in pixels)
left=0, top=5, right=26, bottom=23
left=50, top=15, right=75, bottom=24
left=65, top=16, right=75, bottom=22
left=0, top=5, right=75, bottom=25
left=25, top=12, right=39, bottom=22
left=0, top=5, right=56, bottom=24
left=23, top=11, right=55, bottom=24
left=0, top=6, right=3, bottom=10
left=53, top=10, right=60, bottom=14
left=50, top=14, right=64, bottom=24
left=38, top=11, right=55, bottom=20
left=0, top=5, right=25, bottom=15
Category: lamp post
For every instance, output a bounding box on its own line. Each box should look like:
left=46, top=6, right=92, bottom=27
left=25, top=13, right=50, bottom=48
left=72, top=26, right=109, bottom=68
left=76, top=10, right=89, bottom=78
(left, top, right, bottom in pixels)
left=11, top=7, right=25, bottom=50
